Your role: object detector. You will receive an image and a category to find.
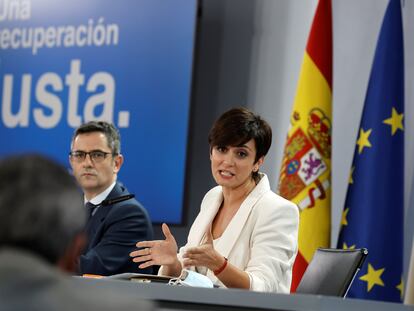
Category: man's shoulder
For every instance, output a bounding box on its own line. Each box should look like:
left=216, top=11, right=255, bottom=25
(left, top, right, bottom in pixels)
left=103, top=181, right=151, bottom=224
left=105, top=199, right=148, bottom=220
left=106, top=181, right=145, bottom=210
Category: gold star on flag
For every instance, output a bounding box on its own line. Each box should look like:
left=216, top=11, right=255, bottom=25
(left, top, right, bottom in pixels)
left=341, top=208, right=349, bottom=227
left=383, top=107, right=404, bottom=135
left=343, top=242, right=355, bottom=250
left=356, top=128, right=372, bottom=154
left=397, top=278, right=404, bottom=300
left=349, top=167, right=355, bottom=184
left=359, top=263, right=385, bottom=292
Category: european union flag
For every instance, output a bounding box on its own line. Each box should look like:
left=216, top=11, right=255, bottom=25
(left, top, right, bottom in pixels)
left=337, top=0, right=404, bottom=302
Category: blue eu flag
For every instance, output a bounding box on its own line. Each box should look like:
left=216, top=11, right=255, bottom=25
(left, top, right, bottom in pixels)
left=337, top=0, right=404, bottom=302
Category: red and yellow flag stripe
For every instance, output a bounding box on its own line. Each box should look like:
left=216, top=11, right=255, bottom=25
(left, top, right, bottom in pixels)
left=277, top=0, right=332, bottom=292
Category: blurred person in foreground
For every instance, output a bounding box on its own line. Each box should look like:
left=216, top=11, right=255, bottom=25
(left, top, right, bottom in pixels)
left=0, top=154, right=153, bottom=311
left=69, top=121, right=153, bottom=275
left=131, top=107, right=299, bottom=292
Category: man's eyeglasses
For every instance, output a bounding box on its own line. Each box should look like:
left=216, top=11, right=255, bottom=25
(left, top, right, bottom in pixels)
left=69, top=150, right=115, bottom=163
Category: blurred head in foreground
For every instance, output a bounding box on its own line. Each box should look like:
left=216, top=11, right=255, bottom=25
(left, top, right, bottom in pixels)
left=0, top=154, right=85, bottom=272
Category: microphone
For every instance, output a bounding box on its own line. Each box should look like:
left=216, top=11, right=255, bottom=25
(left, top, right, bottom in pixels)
left=101, top=194, right=135, bottom=206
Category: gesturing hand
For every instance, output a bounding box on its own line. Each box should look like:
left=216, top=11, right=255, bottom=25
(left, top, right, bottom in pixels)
left=182, top=228, right=224, bottom=272
left=130, top=223, right=178, bottom=269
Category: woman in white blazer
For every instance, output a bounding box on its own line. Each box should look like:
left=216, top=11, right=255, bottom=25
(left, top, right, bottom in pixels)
left=130, top=108, right=299, bottom=293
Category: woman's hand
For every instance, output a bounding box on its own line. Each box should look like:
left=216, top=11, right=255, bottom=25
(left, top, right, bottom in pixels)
left=130, top=223, right=179, bottom=269
left=182, top=228, right=224, bottom=272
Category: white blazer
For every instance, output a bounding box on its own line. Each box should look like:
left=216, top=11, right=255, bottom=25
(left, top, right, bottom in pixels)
left=161, top=174, right=299, bottom=293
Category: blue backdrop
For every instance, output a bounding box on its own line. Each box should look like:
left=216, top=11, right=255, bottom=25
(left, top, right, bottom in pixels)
left=0, top=0, right=197, bottom=224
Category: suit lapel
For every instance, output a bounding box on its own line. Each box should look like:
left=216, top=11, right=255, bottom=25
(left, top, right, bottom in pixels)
left=85, top=182, right=125, bottom=249
left=88, top=183, right=123, bottom=223
left=215, top=176, right=270, bottom=258
left=187, top=190, right=223, bottom=247
left=105, top=182, right=125, bottom=201
left=186, top=175, right=270, bottom=259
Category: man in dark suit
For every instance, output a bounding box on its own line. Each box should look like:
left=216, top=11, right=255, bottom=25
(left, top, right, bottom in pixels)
left=0, top=154, right=154, bottom=311
left=69, top=121, right=153, bottom=276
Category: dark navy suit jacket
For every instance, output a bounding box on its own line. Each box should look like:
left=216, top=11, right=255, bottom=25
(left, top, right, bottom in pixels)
left=79, top=182, right=153, bottom=276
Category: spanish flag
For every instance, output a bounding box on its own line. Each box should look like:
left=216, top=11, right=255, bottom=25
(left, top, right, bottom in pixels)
left=277, top=0, right=332, bottom=292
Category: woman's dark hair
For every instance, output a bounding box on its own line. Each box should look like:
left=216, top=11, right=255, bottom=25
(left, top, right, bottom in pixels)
left=208, top=107, right=272, bottom=180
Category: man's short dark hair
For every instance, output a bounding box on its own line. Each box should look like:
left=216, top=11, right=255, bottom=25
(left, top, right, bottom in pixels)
left=0, top=154, right=85, bottom=264
left=72, top=121, right=121, bottom=155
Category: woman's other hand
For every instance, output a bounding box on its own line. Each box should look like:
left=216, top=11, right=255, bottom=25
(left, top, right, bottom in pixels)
left=182, top=228, right=224, bottom=272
